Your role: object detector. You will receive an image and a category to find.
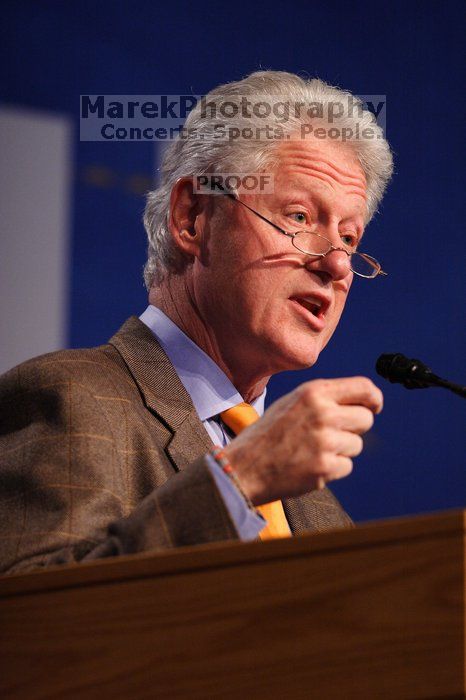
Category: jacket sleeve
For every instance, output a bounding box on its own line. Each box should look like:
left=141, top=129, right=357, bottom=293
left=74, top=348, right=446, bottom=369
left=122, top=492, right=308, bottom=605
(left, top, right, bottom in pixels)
left=0, top=357, right=239, bottom=575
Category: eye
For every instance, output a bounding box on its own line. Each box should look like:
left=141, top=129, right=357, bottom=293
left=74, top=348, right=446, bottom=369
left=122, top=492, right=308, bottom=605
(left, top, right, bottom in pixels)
left=340, top=232, right=358, bottom=250
left=288, top=212, right=308, bottom=226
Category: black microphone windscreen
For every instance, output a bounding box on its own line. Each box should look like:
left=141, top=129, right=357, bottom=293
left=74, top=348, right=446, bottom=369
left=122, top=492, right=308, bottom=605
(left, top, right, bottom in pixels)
left=376, top=353, right=402, bottom=381
left=376, top=353, right=433, bottom=389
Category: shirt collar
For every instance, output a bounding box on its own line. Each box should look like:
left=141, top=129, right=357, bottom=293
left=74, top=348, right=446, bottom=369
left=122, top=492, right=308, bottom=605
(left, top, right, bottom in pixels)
left=139, top=305, right=266, bottom=421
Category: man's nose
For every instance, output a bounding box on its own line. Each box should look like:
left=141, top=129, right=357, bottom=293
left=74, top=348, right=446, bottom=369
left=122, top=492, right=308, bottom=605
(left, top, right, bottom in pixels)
left=305, top=248, right=352, bottom=281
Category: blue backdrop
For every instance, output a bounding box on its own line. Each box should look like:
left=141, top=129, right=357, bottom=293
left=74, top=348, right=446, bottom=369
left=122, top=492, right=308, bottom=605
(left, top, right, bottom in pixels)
left=1, top=0, right=464, bottom=522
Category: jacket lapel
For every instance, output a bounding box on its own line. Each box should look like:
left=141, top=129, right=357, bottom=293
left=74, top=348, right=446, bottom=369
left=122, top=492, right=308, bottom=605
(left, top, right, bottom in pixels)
left=108, top=316, right=213, bottom=472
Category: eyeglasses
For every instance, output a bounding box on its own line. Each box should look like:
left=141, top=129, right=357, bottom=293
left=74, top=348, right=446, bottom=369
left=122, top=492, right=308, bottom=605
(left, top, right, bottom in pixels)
left=220, top=191, right=387, bottom=279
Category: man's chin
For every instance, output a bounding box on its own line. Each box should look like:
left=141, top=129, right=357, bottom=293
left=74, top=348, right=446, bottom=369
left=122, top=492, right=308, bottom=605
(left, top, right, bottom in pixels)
left=270, top=340, right=321, bottom=373
left=288, top=352, right=320, bottom=371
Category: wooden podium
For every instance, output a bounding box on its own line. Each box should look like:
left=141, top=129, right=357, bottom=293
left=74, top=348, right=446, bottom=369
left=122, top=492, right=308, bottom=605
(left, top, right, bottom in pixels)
left=1, top=510, right=465, bottom=699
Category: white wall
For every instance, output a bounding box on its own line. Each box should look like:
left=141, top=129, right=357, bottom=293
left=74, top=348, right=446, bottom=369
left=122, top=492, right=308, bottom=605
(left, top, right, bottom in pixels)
left=0, top=106, right=72, bottom=374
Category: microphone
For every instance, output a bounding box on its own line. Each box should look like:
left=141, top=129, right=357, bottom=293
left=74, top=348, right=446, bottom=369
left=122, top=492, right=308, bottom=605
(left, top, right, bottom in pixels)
left=376, top=353, right=466, bottom=398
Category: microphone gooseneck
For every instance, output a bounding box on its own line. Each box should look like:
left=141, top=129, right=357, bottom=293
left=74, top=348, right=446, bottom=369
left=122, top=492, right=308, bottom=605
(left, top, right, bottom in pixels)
left=376, top=353, right=466, bottom=398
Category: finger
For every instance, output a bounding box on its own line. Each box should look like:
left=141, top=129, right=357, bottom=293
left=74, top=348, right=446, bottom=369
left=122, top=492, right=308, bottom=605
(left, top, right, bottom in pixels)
left=313, top=377, right=384, bottom=414
left=308, top=455, right=353, bottom=490
left=326, top=455, right=354, bottom=482
left=331, top=405, right=375, bottom=434
left=332, top=430, right=364, bottom=458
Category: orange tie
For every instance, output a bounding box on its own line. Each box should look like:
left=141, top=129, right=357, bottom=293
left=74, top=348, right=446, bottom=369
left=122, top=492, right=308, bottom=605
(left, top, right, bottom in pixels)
left=220, top=403, right=291, bottom=540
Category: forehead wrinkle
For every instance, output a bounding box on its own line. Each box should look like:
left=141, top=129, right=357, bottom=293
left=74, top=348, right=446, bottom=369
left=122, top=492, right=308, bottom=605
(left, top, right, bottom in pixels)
left=347, top=188, right=367, bottom=200
left=279, top=154, right=365, bottom=190
left=279, top=164, right=367, bottom=203
left=276, top=141, right=365, bottom=182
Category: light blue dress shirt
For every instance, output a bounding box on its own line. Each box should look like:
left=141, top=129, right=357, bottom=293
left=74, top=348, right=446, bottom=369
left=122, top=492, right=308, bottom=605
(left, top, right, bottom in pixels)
left=139, top=305, right=266, bottom=540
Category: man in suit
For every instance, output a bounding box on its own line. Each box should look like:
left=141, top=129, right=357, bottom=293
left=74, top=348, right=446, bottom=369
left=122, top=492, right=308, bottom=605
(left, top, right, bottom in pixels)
left=0, top=71, right=393, bottom=574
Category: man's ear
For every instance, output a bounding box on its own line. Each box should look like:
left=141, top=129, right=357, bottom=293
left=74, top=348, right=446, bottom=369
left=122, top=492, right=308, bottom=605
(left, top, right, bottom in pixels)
left=168, top=177, right=206, bottom=260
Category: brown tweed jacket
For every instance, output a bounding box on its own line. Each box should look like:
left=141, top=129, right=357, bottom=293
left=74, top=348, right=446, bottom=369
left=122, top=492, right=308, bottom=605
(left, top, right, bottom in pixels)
left=0, top=316, right=353, bottom=574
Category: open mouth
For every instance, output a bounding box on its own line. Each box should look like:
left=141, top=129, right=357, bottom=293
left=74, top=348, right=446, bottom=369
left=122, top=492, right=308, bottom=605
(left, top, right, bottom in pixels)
left=295, top=298, right=323, bottom=317
left=291, top=296, right=326, bottom=318
left=289, top=294, right=330, bottom=331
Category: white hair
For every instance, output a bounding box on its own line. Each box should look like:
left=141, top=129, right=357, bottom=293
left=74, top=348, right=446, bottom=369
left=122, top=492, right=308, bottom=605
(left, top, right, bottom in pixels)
left=143, top=70, right=394, bottom=288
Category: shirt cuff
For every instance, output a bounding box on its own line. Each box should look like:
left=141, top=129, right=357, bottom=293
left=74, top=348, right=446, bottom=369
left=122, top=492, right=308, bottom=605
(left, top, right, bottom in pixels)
left=206, top=454, right=266, bottom=541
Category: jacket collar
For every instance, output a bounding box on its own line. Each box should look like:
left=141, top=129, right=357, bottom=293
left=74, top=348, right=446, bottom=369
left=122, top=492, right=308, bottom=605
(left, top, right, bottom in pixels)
left=108, top=316, right=213, bottom=470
